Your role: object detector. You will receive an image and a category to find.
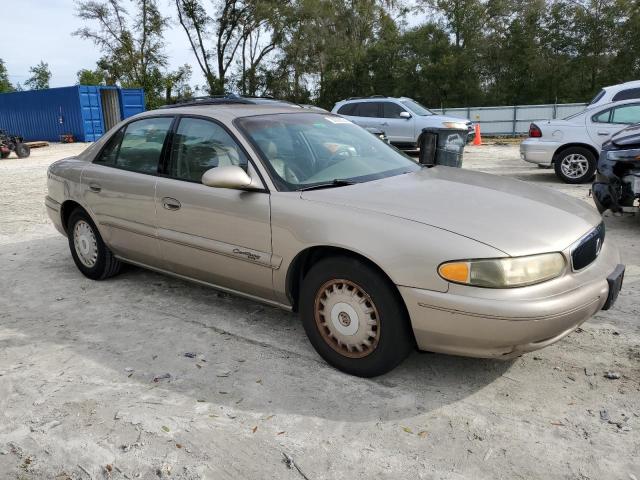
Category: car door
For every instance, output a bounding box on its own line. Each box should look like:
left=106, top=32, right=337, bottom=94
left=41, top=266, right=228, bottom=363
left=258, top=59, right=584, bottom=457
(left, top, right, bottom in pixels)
left=82, top=116, right=174, bottom=267
left=379, top=101, right=415, bottom=143
left=587, top=103, right=640, bottom=147
left=155, top=116, right=275, bottom=301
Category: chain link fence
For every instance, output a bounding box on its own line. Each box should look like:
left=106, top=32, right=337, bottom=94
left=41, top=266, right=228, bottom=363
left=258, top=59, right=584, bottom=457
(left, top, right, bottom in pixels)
left=431, top=103, right=588, bottom=136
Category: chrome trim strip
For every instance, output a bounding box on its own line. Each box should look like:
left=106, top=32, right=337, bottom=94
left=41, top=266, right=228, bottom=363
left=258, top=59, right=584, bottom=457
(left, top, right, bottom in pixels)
left=115, top=255, right=292, bottom=311
left=44, top=195, right=61, bottom=212
left=102, top=221, right=281, bottom=270
left=417, top=296, right=600, bottom=321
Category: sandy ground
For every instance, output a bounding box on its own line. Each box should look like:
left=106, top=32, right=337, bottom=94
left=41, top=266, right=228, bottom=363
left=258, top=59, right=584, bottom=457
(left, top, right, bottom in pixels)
left=0, top=143, right=638, bottom=480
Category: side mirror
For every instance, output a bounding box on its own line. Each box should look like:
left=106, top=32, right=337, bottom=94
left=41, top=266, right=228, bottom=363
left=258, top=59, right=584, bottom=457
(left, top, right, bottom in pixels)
left=399, top=111, right=412, bottom=119
left=202, top=165, right=258, bottom=190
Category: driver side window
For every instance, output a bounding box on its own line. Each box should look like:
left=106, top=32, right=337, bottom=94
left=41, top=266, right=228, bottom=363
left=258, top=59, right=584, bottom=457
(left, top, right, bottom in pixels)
left=168, top=118, right=247, bottom=183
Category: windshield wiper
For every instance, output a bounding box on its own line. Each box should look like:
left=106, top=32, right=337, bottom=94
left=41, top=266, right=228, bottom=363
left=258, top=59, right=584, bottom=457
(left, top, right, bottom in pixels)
left=297, top=179, right=357, bottom=191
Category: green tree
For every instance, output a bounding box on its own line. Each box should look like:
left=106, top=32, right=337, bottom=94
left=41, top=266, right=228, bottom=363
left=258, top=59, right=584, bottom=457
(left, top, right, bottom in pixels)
left=77, top=67, right=108, bottom=85
left=24, top=61, right=51, bottom=90
left=0, top=59, right=14, bottom=93
left=74, top=0, right=169, bottom=107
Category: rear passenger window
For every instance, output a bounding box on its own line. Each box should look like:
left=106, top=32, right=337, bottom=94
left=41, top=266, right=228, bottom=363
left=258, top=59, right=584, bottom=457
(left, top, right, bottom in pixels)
left=115, top=117, right=173, bottom=174
left=354, top=102, right=381, bottom=117
left=592, top=109, right=611, bottom=123
left=95, top=127, right=124, bottom=165
left=612, top=88, right=640, bottom=102
left=611, top=104, right=640, bottom=124
left=168, top=118, right=247, bottom=183
left=337, top=103, right=356, bottom=115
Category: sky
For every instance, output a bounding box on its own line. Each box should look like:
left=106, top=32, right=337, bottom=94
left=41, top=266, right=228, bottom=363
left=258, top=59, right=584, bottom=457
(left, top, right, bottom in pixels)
left=2, top=0, right=207, bottom=88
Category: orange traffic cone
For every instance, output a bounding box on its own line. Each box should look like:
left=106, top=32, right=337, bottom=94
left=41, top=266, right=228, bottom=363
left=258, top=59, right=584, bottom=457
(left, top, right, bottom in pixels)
left=472, top=123, right=482, bottom=145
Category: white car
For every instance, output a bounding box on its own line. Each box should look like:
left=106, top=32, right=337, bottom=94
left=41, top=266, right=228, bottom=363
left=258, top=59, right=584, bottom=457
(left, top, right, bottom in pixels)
left=588, top=80, right=640, bottom=108
left=520, top=99, right=640, bottom=183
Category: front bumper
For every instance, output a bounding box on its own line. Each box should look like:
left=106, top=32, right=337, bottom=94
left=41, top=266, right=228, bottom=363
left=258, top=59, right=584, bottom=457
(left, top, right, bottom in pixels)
left=400, top=239, right=621, bottom=358
left=520, top=139, right=558, bottom=166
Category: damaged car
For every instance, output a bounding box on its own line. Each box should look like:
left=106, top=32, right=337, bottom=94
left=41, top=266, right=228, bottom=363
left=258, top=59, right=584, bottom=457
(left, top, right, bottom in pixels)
left=593, top=123, right=640, bottom=214
left=46, top=99, right=625, bottom=377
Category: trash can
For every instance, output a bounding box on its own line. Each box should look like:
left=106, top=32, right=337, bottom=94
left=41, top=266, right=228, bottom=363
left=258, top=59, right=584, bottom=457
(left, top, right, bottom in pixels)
left=418, top=127, right=468, bottom=167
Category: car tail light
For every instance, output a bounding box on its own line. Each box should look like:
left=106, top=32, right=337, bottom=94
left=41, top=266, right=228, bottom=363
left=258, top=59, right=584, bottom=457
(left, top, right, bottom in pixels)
left=529, top=123, right=542, bottom=138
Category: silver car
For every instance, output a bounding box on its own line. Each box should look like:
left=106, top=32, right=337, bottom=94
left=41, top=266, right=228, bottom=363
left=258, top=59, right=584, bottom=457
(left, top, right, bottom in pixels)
left=332, top=96, right=473, bottom=149
left=45, top=101, right=624, bottom=377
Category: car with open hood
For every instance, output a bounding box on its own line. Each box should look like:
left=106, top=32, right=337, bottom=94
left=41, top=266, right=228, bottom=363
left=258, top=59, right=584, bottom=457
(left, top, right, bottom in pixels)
left=45, top=99, right=624, bottom=377
left=593, top=123, right=640, bottom=214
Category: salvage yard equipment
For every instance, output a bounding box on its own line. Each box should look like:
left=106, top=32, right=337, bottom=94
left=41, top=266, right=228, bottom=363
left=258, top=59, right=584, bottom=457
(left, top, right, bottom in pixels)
left=0, top=130, right=30, bottom=159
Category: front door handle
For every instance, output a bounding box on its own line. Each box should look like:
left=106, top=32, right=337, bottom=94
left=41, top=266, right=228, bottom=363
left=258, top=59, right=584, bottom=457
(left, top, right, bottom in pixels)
left=88, top=183, right=101, bottom=193
left=162, top=197, right=181, bottom=211
left=597, top=131, right=610, bottom=135
left=380, top=122, right=389, bottom=126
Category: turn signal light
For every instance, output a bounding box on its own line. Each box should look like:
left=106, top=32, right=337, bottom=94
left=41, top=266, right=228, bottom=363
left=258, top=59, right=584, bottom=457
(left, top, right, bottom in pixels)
left=438, top=262, right=470, bottom=283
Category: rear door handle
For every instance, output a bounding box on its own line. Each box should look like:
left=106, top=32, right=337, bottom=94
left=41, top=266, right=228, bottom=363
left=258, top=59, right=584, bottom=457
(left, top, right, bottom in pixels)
left=597, top=131, right=610, bottom=135
left=162, top=197, right=181, bottom=211
left=88, top=183, right=101, bottom=193
left=380, top=122, right=389, bottom=126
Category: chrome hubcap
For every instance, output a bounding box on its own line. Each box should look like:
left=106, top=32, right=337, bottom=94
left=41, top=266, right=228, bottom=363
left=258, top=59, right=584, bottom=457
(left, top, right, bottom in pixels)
left=560, top=154, right=589, bottom=179
left=314, top=279, right=380, bottom=358
left=73, top=220, right=98, bottom=268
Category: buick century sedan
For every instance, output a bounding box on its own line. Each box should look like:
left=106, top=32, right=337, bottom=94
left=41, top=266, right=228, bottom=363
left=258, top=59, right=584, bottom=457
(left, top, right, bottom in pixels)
left=46, top=100, right=624, bottom=377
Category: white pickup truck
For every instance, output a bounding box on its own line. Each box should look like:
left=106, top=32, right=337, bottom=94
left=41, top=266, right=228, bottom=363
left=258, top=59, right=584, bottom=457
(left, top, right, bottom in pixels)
left=520, top=99, right=640, bottom=183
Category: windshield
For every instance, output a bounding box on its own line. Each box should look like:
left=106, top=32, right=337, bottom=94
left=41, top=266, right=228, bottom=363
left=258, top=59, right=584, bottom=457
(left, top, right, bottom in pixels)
left=236, top=113, right=421, bottom=191
left=400, top=99, right=434, bottom=116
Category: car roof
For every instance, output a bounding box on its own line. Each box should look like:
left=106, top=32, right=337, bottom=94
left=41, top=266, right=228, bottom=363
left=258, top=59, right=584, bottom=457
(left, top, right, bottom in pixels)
left=603, top=80, right=640, bottom=93
left=133, top=103, right=323, bottom=122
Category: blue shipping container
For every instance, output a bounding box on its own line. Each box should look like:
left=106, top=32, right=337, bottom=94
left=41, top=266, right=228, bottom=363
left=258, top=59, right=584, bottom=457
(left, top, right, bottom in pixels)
left=0, top=85, right=145, bottom=142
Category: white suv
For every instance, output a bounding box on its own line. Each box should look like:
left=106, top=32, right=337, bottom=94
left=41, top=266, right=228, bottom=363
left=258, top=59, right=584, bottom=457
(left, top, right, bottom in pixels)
left=520, top=99, right=640, bottom=183
left=332, top=96, right=473, bottom=150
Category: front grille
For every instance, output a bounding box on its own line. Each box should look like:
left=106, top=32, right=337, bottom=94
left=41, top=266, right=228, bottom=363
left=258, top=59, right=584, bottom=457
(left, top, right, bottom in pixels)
left=571, top=222, right=605, bottom=271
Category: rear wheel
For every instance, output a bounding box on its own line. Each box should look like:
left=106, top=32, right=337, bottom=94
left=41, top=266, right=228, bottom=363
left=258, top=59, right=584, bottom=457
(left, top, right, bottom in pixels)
left=67, top=209, right=121, bottom=280
left=300, top=256, right=414, bottom=377
left=554, top=147, right=596, bottom=184
left=15, top=143, right=30, bottom=158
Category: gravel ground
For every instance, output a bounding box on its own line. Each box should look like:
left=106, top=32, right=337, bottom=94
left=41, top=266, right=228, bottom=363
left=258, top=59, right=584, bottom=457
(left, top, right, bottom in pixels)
left=0, top=143, right=638, bottom=480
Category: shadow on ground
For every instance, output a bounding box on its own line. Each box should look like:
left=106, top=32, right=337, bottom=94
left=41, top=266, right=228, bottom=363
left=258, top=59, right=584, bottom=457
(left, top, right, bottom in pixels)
left=1, top=236, right=514, bottom=424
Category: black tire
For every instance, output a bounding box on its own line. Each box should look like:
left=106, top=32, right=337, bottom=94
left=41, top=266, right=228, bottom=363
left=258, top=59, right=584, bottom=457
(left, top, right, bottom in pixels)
left=0, top=151, right=9, bottom=159
left=67, top=209, right=121, bottom=280
left=553, top=147, right=596, bottom=184
left=15, top=143, right=30, bottom=158
left=300, top=256, right=414, bottom=377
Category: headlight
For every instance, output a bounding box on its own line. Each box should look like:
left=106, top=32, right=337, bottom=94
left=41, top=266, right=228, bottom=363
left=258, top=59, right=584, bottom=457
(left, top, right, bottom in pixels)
left=606, top=149, right=640, bottom=161
left=438, top=253, right=566, bottom=288
left=442, top=121, right=468, bottom=129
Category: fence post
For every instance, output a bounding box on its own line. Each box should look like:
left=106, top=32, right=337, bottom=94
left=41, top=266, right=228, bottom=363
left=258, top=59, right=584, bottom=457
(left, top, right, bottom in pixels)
left=512, top=106, right=517, bottom=137
left=552, top=103, right=557, bottom=119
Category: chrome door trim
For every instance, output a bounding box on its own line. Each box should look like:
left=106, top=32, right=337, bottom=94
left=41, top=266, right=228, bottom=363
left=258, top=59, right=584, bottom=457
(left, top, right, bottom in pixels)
left=115, top=255, right=292, bottom=311
left=157, top=227, right=282, bottom=269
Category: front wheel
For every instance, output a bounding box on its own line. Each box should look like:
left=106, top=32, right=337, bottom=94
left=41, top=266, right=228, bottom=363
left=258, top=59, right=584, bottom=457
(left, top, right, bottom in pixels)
left=554, top=147, right=596, bottom=184
left=300, top=256, right=414, bottom=377
left=15, top=143, right=30, bottom=158
left=67, top=209, right=121, bottom=280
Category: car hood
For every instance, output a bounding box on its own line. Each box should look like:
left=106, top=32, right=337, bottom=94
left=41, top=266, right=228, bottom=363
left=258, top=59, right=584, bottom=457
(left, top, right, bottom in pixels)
left=611, top=123, right=640, bottom=147
left=300, top=167, right=601, bottom=256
